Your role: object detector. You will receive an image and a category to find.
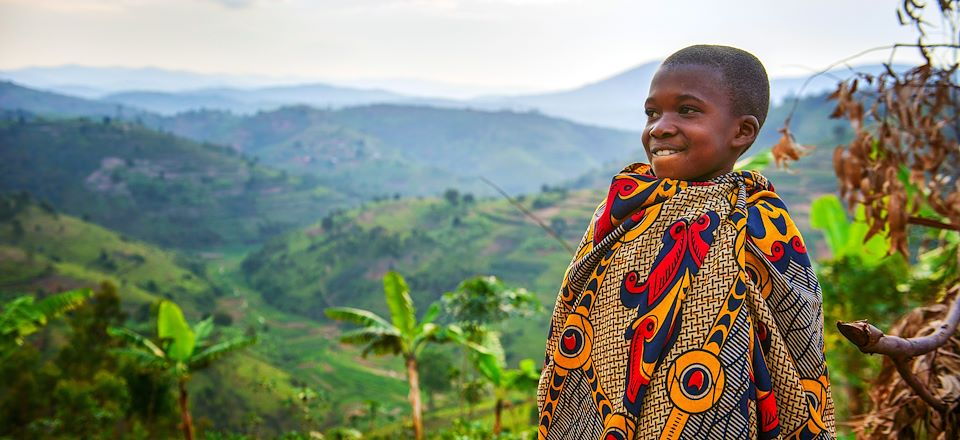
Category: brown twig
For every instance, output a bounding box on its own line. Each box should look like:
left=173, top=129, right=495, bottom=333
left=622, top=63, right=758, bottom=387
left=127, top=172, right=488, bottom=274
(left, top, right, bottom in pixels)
left=479, top=176, right=575, bottom=255
left=908, top=216, right=960, bottom=231
left=836, top=284, right=960, bottom=412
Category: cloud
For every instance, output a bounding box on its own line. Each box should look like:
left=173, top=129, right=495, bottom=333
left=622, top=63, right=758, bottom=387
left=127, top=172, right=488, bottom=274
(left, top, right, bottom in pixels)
left=204, top=0, right=287, bottom=9
left=0, top=0, right=126, bottom=13
left=208, top=0, right=255, bottom=8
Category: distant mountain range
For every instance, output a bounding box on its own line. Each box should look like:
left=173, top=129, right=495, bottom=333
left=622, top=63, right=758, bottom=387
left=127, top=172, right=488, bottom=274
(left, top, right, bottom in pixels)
left=0, top=82, right=640, bottom=211
left=1, top=63, right=907, bottom=130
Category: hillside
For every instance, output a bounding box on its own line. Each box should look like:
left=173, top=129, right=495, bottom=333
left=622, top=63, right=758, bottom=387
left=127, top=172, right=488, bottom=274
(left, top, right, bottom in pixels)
left=241, top=187, right=601, bottom=363
left=0, top=118, right=351, bottom=249
left=0, top=194, right=412, bottom=434
left=0, top=193, right=216, bottom=311
left=0, top=80, right=149, bottom=120
left=159, top=104, right=644, bottom=197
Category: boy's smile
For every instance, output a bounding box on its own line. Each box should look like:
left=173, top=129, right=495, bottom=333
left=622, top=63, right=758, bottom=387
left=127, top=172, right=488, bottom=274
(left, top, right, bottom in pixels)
left=642, top=64, right=750, bottom=181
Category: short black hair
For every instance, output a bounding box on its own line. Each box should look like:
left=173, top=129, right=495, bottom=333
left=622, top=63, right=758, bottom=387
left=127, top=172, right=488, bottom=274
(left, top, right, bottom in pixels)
left=661, top=45, right=770, bottom=128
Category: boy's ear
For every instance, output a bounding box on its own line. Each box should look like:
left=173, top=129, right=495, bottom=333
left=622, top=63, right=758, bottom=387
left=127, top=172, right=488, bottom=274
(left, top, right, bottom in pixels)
left=731, top=115, right=760, bottom=153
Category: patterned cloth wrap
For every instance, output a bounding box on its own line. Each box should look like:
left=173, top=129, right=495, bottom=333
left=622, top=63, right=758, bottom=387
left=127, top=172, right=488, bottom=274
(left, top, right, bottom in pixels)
left=537, top=163, right=836, bottom=440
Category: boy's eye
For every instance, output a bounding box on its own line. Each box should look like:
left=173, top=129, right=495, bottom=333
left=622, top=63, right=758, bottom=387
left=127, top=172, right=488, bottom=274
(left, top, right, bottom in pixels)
left=645, top=109, right=661, bottom=118
left=679, top=105, right=700, bottom=115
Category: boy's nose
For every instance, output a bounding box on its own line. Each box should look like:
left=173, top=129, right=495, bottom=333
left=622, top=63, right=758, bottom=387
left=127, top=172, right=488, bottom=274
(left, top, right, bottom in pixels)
left=648, top=117, right=678, bottom=138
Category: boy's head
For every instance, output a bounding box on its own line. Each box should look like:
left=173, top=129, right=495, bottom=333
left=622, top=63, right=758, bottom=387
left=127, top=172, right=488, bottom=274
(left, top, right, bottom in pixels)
left=642, top=44, right=770, bottom=181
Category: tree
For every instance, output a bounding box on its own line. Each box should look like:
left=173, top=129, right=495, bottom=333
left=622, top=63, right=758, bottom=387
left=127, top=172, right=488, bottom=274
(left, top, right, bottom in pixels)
left=0, top=288, right=92, bottom=359
left=57, top=282, right=127, bottom=379
left=47, top=282, right=132, bottom=439
left=109, top=300, right=257, bottom=440
left=442, top=276, right=540, bottom=340
left=324, top=271, right=450, bottom=440
left=443, top=188, right=460, bottom=205
left=441, top=276, right=540, bottom=431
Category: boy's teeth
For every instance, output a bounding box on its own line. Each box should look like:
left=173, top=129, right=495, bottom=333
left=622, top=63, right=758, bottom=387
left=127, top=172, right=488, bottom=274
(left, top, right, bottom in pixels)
left=653, top=149, right=680, bottom=157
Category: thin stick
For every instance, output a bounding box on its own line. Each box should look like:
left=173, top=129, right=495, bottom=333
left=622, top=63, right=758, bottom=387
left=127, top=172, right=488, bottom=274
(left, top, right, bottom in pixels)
left=479, top=176, right=575, bottom=255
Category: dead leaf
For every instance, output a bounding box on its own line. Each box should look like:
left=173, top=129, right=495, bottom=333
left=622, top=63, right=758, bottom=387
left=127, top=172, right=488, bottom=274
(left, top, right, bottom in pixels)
left=771, top=127, right=813, bottom=170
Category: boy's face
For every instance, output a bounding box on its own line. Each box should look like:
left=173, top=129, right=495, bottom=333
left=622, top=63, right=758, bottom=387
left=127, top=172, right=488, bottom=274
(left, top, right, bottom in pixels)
left=642, top=64, right=746, bottom=181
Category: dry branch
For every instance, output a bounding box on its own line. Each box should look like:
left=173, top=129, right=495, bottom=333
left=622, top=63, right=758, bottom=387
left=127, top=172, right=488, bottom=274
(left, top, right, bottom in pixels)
left=837, top=285, right=960, bottom=413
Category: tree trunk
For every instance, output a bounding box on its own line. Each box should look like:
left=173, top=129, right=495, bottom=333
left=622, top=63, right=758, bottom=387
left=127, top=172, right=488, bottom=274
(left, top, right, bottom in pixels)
left=178, top=378, right=194, bottom=440
left=406, top=356, right=424, bottom=440
left=493, top=397, right=504, bottom=436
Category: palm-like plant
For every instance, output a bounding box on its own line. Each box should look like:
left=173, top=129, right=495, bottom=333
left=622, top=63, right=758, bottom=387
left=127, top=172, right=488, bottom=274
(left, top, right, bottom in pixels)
left=0, top=288, right=92, bottom=358
left=468, top=331, right=540, bottom=436
left=108, top=300, right=257, bottom=440
left=324, top=271, right=448, bottom=440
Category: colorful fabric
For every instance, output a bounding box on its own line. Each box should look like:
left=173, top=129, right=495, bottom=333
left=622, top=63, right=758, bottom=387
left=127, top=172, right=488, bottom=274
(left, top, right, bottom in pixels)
left=537, top=163, right=835, bottom=440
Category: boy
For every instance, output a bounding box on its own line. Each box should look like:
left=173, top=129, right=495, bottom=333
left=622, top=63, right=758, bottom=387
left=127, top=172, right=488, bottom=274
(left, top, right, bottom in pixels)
left=536, top=45, right=835, bottom=440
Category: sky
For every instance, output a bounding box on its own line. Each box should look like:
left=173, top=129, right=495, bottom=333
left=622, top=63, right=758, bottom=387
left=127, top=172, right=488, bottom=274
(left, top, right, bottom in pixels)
left=0, top=0, right=926, bottom=93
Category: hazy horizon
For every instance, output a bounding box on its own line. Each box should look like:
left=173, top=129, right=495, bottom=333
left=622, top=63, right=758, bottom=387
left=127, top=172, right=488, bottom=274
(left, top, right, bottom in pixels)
left=0, top=0, right=925, bottom=94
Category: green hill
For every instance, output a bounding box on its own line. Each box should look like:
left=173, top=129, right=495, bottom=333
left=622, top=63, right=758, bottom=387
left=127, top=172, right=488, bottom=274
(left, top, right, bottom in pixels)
left=0, top=192, right=217, bottom=311
left=158, top=104, right=645, bottom=197
left=241, top=187, right=602, bottom=364
left=0, top=118, right=350, bottom=250
left=0, top=193, right=412, bottom=435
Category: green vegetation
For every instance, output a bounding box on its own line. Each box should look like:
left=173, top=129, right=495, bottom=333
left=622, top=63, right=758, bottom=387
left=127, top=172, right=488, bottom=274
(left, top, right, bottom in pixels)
left=110, top=300, right=258, bottom=440
left=0, top=287, right=91, bottom=358
left=0, top=283, right=180, bottom=439
left=0, top=118, right=350, bottom=249
left=0, top=195, right=416, bottom=436
left=325, top=271, right=456, bottom=440
left=157, top=104, right=644, bottom=198
left=440, top=276, right=542, bottom=436
left=809, top=194, right=951, bottom=426
left=242, top=186, right=593, bottom=364
left=0, top=192, right=223, bottom=312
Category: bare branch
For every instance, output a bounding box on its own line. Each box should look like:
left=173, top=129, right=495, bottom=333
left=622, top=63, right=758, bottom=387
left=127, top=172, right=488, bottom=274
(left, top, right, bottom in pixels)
left=838, top=286, right=960, bottom=359
left=908, top=216, right=960, bottom=231
left=837, top=285, right=960, bottom=413
left=894, top=360, right=949, bottom=412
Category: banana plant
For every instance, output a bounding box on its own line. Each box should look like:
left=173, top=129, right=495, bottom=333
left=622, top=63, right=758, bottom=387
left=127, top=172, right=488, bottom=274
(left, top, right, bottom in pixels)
left=467, top=331, right=540, bottom=437
left=810, top=194, right=890, bottom=265
left=325, top=271, right=451, bottom=440
left=109, top=300, right=257, bottom=440
left=0, top=288, right=92, bottom=358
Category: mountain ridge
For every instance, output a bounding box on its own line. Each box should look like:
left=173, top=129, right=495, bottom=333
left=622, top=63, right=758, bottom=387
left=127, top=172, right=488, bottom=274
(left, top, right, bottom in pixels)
left=2, top=62, right=910, bottom=130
